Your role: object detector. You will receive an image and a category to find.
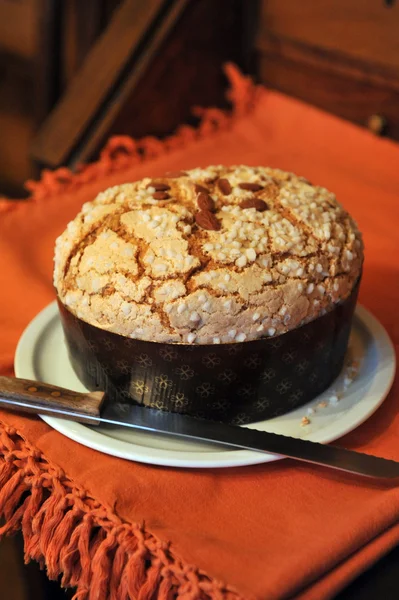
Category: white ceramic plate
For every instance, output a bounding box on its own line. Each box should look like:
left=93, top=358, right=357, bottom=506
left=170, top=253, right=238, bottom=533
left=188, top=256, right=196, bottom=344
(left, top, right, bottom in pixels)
left=14, top=301, right=396, bottom=468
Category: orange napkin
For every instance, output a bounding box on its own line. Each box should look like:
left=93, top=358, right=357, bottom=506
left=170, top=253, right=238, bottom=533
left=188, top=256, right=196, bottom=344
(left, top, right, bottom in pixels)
left=0, top=65, right=399, bottom=600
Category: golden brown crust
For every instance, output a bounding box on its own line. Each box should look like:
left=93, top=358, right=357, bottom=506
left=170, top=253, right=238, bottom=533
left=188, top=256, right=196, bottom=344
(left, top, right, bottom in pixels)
left=54, top=165, right=363, bottom=343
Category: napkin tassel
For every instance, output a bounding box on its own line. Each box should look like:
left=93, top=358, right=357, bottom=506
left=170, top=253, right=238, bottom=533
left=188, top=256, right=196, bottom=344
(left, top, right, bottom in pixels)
left=109, top=542, right=128, bottom=600
left=133, top=560, right=162, bottom=600
left=46, top=506, right=81, bottom=580
left=39, top=486, right=70, bottom=563
left=22, top=483, right=45, bottom=563
left=119, top=534, right=148, bottom=598
left=89, top=533, right=117, bottom=600
left=158, top=574, right=177, bottom=600
left=61, top=514, right=94, bottom=592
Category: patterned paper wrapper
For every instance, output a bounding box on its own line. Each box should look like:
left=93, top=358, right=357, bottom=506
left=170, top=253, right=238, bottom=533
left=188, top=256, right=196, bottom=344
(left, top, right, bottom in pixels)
left=57, top=280, right=360, bottom=425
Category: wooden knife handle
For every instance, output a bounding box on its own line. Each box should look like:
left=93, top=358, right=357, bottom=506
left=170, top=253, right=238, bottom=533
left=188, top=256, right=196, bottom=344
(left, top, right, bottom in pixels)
left=0, top=376, right=105, bottom=425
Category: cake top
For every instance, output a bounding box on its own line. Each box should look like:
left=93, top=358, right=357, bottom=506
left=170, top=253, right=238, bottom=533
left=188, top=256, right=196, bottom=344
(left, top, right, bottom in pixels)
left=54, top=165, right=363, bottom=344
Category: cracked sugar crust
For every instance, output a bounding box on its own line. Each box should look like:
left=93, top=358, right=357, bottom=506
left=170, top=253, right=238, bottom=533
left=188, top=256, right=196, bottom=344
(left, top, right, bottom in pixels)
left=54, top=165, right=363, bottom=344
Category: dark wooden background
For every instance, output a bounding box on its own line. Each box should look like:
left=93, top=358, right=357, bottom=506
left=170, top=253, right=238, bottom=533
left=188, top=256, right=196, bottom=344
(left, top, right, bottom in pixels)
left=0, top=0, right=253, bottom=196
left=257, top=0, right=399, bottom=139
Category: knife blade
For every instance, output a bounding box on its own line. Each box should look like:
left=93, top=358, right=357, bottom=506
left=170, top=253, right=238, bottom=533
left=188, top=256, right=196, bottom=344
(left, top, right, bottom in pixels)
left=0, top=375, right=398, bottom=479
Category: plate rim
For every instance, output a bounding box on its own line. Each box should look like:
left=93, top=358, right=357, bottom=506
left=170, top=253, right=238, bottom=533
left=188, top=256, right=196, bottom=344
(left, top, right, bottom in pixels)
left=14, top=301, right=396, bottom=468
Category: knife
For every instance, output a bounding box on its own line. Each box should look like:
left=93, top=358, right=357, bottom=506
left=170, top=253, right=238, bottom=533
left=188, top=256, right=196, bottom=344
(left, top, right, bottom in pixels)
left=0, top=375, right=397, bottom=479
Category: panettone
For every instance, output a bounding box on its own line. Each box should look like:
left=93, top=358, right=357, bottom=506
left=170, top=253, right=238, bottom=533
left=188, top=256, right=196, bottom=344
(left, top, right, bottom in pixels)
left=54, top=165, right=363, bottom=345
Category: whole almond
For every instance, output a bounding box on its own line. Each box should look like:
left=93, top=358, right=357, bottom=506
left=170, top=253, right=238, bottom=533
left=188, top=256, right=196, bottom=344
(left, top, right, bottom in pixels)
left=239, top=198, right=269, bottom=211
left=197, top=192, right=215, bottom=212
left=238, top=182, right=263, bottom=191
left=153, top=191, right=170, bottom=200
left=217, top=178, right=232, bottom=195
left=195, top=183, right=209, bottom=194
left=148, top=181, right=170, bottom=191
left=195, top=210, right=221, bottom=231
